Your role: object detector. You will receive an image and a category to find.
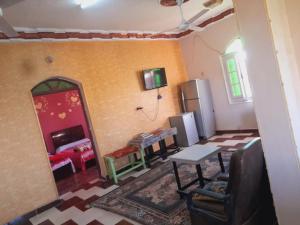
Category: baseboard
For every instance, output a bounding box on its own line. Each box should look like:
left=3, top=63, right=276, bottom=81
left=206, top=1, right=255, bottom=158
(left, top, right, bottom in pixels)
left=9, top=199, right=62, bottom=223
left=216, top=129, right=259, bottom=135
left=7, top=199, right=62, bottom=224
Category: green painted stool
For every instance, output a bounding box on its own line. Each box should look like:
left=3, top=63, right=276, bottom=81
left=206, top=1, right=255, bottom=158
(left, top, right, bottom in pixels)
left=104, top=146, right=146, bottom=184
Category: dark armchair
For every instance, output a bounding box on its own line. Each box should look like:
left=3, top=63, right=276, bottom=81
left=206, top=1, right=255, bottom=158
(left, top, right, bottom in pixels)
left=187, top=138, right=276, bottom=225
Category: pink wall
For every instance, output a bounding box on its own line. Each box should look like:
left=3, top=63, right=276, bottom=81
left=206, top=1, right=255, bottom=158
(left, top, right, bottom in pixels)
left=34, top=89, right=90, bottom=154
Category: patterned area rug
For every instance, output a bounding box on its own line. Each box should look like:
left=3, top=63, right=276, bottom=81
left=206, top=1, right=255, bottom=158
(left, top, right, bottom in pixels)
left=92, top=148, right=234, bottom=225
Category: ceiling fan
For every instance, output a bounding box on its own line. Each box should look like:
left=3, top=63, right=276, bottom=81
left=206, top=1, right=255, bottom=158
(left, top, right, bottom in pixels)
left=204, top=0, right=224, bottom=9
left=150, top=0, right=223, bottom=37
left=0, top=0, right=24, bottom=37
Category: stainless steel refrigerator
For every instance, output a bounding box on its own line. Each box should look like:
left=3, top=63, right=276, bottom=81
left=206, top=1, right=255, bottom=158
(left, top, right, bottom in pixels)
left=181, top=79, right=216, bottom=139
left=169, top=112, right=199, bottom=147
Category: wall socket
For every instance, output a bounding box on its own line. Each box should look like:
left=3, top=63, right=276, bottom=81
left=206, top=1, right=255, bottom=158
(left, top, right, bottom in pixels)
left=136, top=94, right=162, bottom=111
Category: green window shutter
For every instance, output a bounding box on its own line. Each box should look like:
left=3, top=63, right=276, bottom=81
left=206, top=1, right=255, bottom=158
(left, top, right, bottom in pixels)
left=222, top=39, right=252, bottom=103
left=32, top=79, right=78, bottom=96
left=226, top=57, right=243, bottom=97
left=227, top=58, right=236, bottom=72
left=232, top=84, right=242, bottom=97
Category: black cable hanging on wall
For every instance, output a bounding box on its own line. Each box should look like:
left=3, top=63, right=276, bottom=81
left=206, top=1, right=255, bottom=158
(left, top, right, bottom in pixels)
left=140, top=88, right=161, bottom=122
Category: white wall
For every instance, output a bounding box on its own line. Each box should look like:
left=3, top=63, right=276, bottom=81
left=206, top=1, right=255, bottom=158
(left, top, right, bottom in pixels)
left=234, top=0, right=300, bottom=224
left=179, top=16, right=257, bottom=131
left=266, top=0, right=300, bottom=156
left=285, top=0, right=300, bottom=75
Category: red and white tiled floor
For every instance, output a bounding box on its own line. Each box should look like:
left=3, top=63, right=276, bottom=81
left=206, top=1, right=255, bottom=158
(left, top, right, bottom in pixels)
left=29, top=167, right=152, bottom=225
left=55, top=163, right=102, bottom=196
left=11, top=132, right=258, bottom=225
left=29, top=180, right=139, bottom=225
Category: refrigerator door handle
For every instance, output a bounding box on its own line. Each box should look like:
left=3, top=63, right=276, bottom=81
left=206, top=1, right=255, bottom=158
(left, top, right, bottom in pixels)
left=181, top=88, right=187, bottom=112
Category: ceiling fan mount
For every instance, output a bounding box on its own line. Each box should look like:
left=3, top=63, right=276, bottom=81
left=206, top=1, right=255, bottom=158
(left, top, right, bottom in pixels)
left=150, top=0, right=213, bottom=37
left=204, top=0, right=224, bottom=9
left=0, top=0, right=25, bottom=37
left=160, top=0, right=190, bottom=7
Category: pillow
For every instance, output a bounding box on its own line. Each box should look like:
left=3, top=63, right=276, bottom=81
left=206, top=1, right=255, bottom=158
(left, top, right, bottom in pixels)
left=74, top=142, right=91, bottom=152
left=192, top=181, right=228, bottom=203
left=75, top=145, right=87, bottom=152
left=204, top=181, right=227, bottom=194
left=56, top=138, right=91, bottom=153
left=192, top=194, right=220, bottom=202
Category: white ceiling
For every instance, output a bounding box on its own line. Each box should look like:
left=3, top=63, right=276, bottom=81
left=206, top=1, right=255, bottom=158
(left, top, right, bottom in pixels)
left=2, top=0, right=233, bottom=33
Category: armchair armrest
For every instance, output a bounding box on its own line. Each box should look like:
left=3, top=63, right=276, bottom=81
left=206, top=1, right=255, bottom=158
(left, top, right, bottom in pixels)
left=186, top=188, right=230, bottom=221
left=187, top=188, right=229, bottom=209
left=186, top=188, right=230, bottom=223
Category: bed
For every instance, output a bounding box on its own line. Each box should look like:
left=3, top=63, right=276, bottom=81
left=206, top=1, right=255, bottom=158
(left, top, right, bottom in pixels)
left=49, top=125, right=96, bottom=172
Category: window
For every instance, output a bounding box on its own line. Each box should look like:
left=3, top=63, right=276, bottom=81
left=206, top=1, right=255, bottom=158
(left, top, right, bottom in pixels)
left=32, top=79, right=78, bottom=96
left=222, top=39, right=252, bottom=104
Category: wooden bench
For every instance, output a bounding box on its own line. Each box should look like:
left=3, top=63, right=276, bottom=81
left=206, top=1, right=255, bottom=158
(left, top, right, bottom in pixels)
left=104, top=146, right=146, bottom=184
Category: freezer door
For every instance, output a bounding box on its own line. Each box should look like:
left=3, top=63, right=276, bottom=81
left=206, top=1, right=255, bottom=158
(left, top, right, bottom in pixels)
left=181, top=80, right=199, bottom=100
left=182, top=113, right=199, bottom=146
left=197, top=80, right=216, bottom=138
left=169, top=113, right=199, bottom=147
left=185, top=99, right=205, bottom=137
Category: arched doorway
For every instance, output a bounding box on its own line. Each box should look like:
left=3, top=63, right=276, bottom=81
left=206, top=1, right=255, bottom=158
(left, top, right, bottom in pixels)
left=32, top=77, right=101, bottom=195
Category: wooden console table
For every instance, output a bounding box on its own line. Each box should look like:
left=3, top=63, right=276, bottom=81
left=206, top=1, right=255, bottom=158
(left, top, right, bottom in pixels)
left=129, top=128, right=179, bottom=167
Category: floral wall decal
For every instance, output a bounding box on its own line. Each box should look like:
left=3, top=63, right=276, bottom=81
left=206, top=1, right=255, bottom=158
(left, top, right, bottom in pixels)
left=58, top=112, right=67, bottom=119
left=34, top=96, right=49, bottom=113
left=66, top=91, right=81, bottom=107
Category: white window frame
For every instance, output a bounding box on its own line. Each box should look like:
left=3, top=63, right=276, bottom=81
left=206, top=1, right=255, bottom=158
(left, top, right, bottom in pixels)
left=221, top=52, right=253, bottom=104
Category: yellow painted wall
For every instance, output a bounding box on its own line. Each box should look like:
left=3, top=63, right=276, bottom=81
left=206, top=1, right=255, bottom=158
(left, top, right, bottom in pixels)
left=0, top=40, right=188, bottom=224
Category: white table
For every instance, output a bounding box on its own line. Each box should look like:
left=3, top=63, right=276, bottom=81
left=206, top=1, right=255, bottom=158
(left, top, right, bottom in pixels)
left=169, top=144, right=224, bottom=197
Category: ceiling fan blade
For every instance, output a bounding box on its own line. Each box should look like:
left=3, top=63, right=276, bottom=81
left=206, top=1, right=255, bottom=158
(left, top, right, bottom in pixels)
left=203, top=0, right=223, bottom=9
left=186, top=9, right=209, bottom=24
left=189, top=25, right=204, bottom=32
left=0, top=15, right=18, bottom=37
left=0, top=0, right=24, bottom=8
left=146, top=28, right=178, bottom=38
left=177, top=0, right=186, bottom=24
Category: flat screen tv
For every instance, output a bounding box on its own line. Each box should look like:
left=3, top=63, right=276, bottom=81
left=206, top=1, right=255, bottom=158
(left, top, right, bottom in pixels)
left=142, top=68, right=167, bottom=90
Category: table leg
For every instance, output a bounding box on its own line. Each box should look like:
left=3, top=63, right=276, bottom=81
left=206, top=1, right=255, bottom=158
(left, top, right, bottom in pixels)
left=133, top=153, right=138, bottom=162
left=173, top=135, right=180, bottom=152
left=81, top=161, right=86, bottom=172
left=172, top=161, right=182, bottom=191
left=218, top=152, right=225, bottom=173
left=159, top=139, right=167, bottom=160
left=106, top=157, right=118, bottom=184
left=196, top=164, right=205, bottom=187
left=128, top=154, right=135, bottom=168
left=144, top=146, right=152, bottom=168
left=148, top=145, right=154, bottom=155
left=140, top=148, right=147, bottom=169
